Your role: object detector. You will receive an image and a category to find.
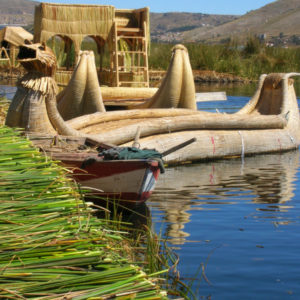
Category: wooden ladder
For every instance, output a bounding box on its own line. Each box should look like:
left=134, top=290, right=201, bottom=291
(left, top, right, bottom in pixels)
left=111, top=22, right=149, bottom=87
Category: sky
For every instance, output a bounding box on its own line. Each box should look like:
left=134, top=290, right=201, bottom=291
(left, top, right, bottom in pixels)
left=37, top=0, right=276, bottom=15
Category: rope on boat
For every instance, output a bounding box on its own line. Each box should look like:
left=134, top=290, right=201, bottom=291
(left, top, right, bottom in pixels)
left=287, top=132, right=296, bottom=145
left=238, top=130, right=245, bottom=162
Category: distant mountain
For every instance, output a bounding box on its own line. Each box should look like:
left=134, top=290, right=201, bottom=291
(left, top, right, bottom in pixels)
left=1, top=0, right=300, bottom=46
left=150, top=12, right=238, bottom=42
left=0, top=0, right=36, bottom=25
left=182, top=0, right=300, bottom=44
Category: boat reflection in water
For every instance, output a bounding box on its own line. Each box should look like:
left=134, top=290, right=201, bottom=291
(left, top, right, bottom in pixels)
left=148, top=150, right=299, bottom=245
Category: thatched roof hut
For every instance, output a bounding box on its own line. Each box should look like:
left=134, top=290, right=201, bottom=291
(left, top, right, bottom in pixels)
left=34, top=4, right=115, bottom=53
left=0, top=26, right=33, bottom=67
left=33, top=3, right=150, bottom=87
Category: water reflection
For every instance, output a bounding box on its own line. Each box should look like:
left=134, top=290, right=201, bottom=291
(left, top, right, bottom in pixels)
left=149, top=150, right=299, bottom=244
left=0, top=79, right=17, bottom=100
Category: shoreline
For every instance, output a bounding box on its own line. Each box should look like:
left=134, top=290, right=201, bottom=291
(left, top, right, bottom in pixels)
left=0, top=67, right=252, bottom=86
left=149, top=69, right=251, bottom=85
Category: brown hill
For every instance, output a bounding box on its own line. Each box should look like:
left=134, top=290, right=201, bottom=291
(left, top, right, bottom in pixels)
left=0, top=0, right=36, bottom=25
left=183, top=0, right=300, bottom=43
left=150, top=12, right=238, bottom=42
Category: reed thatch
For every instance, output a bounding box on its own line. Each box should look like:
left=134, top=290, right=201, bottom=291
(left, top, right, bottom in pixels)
left=0, top=26, right=33, bottom=47
left=34, top=3, right=115, bottom=54
left=34, top=2, right=151, bottom=87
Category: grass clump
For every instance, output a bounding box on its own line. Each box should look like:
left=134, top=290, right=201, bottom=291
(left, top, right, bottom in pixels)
left=0, top=126, right=168, bottom=299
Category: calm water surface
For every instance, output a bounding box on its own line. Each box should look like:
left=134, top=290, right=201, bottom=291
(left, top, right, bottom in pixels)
left=148, top=89, right=300, bottom=299
left=2, top=80, right=300, bottom=299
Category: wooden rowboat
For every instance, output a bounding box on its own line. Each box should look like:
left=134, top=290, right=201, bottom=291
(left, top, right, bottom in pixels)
left=30, top=136, right=161, bottom=207
left=52, top=152, right=160, bottom=207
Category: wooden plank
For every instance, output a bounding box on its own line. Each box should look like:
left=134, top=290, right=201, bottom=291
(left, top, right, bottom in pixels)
left=117, top=36, right=144, bottom=39
left=143, top=21, right=149, bottom=88
left=117, top=27, right=142, bottom=33
left=196, top=92, right=227, bottom=102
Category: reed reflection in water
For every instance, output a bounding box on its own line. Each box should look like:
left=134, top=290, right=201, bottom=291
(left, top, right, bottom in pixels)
left=148, top=150, right=300, bottom=298
left=149, top=151, right=298, bottom=244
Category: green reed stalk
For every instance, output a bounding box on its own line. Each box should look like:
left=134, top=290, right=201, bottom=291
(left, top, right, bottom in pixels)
left=0, top=126, right=168, bottom=299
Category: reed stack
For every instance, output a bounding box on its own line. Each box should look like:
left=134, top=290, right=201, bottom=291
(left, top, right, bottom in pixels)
left=0, top=126, right=168, bottom=299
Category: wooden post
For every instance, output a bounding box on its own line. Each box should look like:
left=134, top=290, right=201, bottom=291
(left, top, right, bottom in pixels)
left=114, top=23, right=119, bottom=87
left=143, top=21, right=149, bottom=88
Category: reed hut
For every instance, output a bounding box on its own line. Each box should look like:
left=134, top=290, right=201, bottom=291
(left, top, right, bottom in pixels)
left=0, top=26, right=33, bottom=68
left=33, top=3, right=150, bottom=87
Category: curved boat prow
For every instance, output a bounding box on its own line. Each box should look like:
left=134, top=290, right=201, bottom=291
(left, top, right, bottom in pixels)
left=238, top=73, right=300, bottom=116
left=57, top=51, right=106, bottom=120
left=132, top=44, right=197, bottom=110
left=238, top=73, right=300, bottom=141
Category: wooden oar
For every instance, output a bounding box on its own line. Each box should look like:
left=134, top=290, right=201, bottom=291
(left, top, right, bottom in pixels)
left=161, top=137, right=197, bottom=157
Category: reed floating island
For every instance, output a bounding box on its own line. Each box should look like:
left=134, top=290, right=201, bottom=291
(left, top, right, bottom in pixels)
left=5, top=42, right=300, bottom=166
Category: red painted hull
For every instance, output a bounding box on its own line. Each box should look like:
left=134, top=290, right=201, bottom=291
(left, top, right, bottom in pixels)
left=50, top=152, right=160, bottom=206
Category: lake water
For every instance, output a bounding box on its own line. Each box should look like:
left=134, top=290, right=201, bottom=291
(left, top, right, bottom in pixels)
left=147, top=89, right=300, bottom=299
left=2, top=80, right=300, bottom=299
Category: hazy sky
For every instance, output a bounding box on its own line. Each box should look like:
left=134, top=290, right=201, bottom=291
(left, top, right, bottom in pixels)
left=37, top=0, right=275, bottom=15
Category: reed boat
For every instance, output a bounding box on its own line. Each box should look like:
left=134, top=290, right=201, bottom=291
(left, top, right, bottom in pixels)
left=64, top=71, right=300, bottom=165
left=5, top=43, right=300, bottom=168
left=30, top=135, right=161, bottom=207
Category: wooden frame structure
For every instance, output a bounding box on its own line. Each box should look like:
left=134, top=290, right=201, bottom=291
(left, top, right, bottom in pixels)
left=0, top=47, right=11, bottom=68
left=34, top=3, right=150, bottom=87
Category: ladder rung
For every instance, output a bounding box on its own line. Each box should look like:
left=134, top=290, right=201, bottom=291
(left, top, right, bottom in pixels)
left=117, top=36, right=144, bottom=39
left=117, top=27, right=142, bottom=33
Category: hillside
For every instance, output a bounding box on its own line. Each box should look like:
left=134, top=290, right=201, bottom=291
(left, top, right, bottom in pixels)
left=1, top=0, right=300, bottom=45
left=0, top=0, right=36, bottom=25
left=150, top=12, right=238, bottom=42
left=183, top=0, right=300, bottom=44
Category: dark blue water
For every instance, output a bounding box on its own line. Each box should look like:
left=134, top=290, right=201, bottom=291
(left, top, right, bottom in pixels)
left=148, top=95, right=300, bottom=299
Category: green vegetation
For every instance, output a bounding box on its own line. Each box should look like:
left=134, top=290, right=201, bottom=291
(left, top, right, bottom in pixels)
left=0, top=126, right=170, bottom=299
left=149, top=38, right=300, bottom=79
left=46, top=36, right=76, bottom=68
